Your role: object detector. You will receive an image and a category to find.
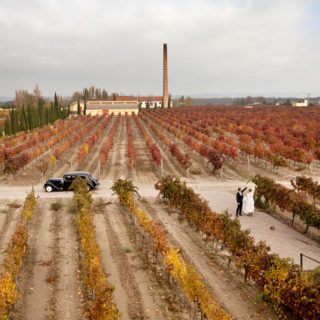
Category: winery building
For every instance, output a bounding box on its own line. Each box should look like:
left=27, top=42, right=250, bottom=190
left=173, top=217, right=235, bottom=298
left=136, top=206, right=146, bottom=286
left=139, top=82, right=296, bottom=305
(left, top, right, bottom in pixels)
left=70, top=100, right=139, bottom=115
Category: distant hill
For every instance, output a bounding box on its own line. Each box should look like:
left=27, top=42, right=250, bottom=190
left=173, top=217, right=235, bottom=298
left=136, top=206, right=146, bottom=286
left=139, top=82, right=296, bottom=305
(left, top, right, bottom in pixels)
left=174, top=96, right=320, bottom=106
left=191, top=98, right=235, bottom=105
left=0, top=97, right=13, bottom=103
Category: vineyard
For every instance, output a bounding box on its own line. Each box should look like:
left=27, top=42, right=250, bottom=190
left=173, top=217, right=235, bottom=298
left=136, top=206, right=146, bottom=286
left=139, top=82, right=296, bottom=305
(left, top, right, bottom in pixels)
left=0, top=106, right=320, bottom=320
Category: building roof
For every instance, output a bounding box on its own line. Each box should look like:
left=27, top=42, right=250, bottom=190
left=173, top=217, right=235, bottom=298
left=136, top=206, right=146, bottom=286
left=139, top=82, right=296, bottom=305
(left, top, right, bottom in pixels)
left=139, top=96, right=163, bottom=101
left=115, top=96, right=138, bottom=101
left=115, top=96, right=163, bottom=102
left=88, top=104, right=138, bottom=110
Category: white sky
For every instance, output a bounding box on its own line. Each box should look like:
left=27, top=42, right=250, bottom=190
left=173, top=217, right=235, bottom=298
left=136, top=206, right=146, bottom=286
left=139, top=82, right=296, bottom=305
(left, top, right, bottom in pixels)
left=0, top=0, right=319, bottom=97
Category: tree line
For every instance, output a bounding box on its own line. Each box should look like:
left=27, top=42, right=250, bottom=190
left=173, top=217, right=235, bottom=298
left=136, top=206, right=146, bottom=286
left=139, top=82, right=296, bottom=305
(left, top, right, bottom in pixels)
left=2, top=93, right=69, bottom=136
left=72, top=86, right=116, bottom=102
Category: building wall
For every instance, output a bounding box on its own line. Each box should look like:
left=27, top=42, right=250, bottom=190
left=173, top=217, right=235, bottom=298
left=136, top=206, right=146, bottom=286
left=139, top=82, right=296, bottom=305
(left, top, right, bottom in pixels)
left=88, top=100, right=139, bottom=106
left=86, top=109, right=103, bottom=116
left=292, top=99, right=309, bottom=107
left=70, top=101, right=84, bottom=112
left=87, top=108, right=138, bottom=116
left=111, top=108, right=138, bottom=115
left=140, top=101, right=162, bottom=108
left=140, top=100, right=173, bottom=108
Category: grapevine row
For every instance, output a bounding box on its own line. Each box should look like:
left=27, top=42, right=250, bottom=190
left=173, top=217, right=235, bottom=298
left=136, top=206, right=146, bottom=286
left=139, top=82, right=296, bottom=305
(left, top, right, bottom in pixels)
left=162, top=107, right=319, bottom=165
left=133, top=114, right=161, bottom=166
left=77, top=116, right=112, bottom=164
left=111, top=179, right=230, bottom=320
left=148, top=109, right=238, bottom=160
left=0, top=192, right=36, bottom=318
left=155, top=176, right=320, bottom=320
left=1, top=117, right=80, bottom=160
left=73, top=178, right=120, bottom=319
left=3, top=117, right=96, bottom=174
left=141, top=111, right=223, bottom=173
left=100, top=115, right=121, bottom=165
left=140, top=113, right=190, bottom=169
left=125, top=115, right=136, bottom=167
left=52, top=116, right=98, bottom=161
left=252, top=174, right=320, bottom=233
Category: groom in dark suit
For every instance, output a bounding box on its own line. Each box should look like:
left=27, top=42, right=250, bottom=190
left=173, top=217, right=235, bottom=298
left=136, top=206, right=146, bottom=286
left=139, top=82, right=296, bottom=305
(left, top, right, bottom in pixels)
left=236, top=187, right=247, bottom=217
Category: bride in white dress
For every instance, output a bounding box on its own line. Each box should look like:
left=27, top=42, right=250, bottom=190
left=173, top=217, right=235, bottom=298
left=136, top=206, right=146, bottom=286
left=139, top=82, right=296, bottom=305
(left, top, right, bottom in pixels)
left=243, top=186, right=255, bottom=216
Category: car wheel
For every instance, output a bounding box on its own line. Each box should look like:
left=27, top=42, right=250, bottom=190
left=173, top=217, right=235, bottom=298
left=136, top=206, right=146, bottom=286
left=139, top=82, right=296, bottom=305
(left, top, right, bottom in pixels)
left=45, top=185, right=53, bottom=193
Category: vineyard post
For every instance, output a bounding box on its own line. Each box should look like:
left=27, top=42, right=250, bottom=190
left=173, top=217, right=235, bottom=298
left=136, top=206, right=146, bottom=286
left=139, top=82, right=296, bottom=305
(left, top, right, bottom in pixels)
left=247, top=155, right=251, bottom=172
left=309, top=162, right=311, bottom=174
left=98, top=154, right=101, bottom=179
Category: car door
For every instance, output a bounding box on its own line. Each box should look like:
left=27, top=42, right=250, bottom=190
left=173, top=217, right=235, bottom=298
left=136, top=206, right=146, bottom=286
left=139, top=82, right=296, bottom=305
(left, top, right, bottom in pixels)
left=63, top=175, right=74, bottom=190
left=80, top=175, right=91, bottom=187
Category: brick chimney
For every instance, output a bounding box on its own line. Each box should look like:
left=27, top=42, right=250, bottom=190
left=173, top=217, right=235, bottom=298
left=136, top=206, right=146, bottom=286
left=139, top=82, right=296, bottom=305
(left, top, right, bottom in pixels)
left=163, top=43, right=169, bottom=108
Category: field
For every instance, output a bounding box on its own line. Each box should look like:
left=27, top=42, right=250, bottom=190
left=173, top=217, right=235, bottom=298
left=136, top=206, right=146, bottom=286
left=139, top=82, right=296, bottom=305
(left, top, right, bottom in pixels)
left=0, top=106, right=320, bottom=320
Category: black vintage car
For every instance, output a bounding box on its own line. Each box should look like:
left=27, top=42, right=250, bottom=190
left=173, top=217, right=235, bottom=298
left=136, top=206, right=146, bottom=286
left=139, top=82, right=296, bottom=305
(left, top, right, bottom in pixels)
left=43, top=171, right=99, bottom=192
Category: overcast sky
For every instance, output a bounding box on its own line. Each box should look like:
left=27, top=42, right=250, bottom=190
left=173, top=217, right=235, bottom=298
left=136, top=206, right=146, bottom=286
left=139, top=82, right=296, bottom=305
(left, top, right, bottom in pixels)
left=0, top=0, right=319, bottom=97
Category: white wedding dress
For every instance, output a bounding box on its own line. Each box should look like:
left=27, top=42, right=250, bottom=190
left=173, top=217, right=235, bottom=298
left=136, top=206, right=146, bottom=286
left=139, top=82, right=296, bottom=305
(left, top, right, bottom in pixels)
left=243, top=187, right=255, bottom=215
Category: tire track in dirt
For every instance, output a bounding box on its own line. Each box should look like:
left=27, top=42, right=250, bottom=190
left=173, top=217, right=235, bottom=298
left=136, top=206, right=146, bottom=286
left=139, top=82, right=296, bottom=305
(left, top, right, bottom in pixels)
left=94, top=199, right=190, bottom=320
left=0, top=201, right=21, bottom=264
left=53, top=199, right=81, bottom=319
left=102, top=117, right=122, bottom=180
left=138, top=197, right=278, bottom=320
left=10, top=199, right=81, bottom=320
left=80, top=116, right=115, bottom=177
left=130, top=117, right=158, bottom=184
left=11, top=199, right=53, bottom=319
left=104, top=116, right=132, bottom=181
left=94, top=202, right=142, bottom=319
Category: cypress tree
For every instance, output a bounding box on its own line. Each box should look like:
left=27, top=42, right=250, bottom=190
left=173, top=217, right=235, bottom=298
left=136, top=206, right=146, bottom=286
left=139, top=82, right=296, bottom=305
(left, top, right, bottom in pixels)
left=54, top=92, right=61, bottom=119
left=31, top=105, right=40, bottom=128
left=22, top=106, right=29, bottom=131
left=49, top=105, right=55, bottom=124
left=19, top=108, right=27, bottom=132
left=84, top=100, right=87, bottom=115
left=50, top=101, right=56, bottom=122
left=10, top=107, right=18, bottom=134
left=45, top=107, right=49, bottom=124
left=60, top=106, right=66, bottom=119
left=27, top=104, right=33, bottom=130
left=38, top=98, right=45, bottom=126
left=4, top=119, right=11, bottom=135
left=77, top=100, right=81, bottom=116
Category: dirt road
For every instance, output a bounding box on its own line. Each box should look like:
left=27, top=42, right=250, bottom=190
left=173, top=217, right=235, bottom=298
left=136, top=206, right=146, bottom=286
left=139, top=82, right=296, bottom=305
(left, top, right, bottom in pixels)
left=10, top=198, right=81, bottom=320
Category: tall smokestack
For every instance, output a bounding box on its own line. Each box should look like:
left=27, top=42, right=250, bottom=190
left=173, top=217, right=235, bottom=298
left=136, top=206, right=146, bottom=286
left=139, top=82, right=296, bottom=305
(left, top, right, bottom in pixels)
left=163, top=43, right=169, bottom=108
